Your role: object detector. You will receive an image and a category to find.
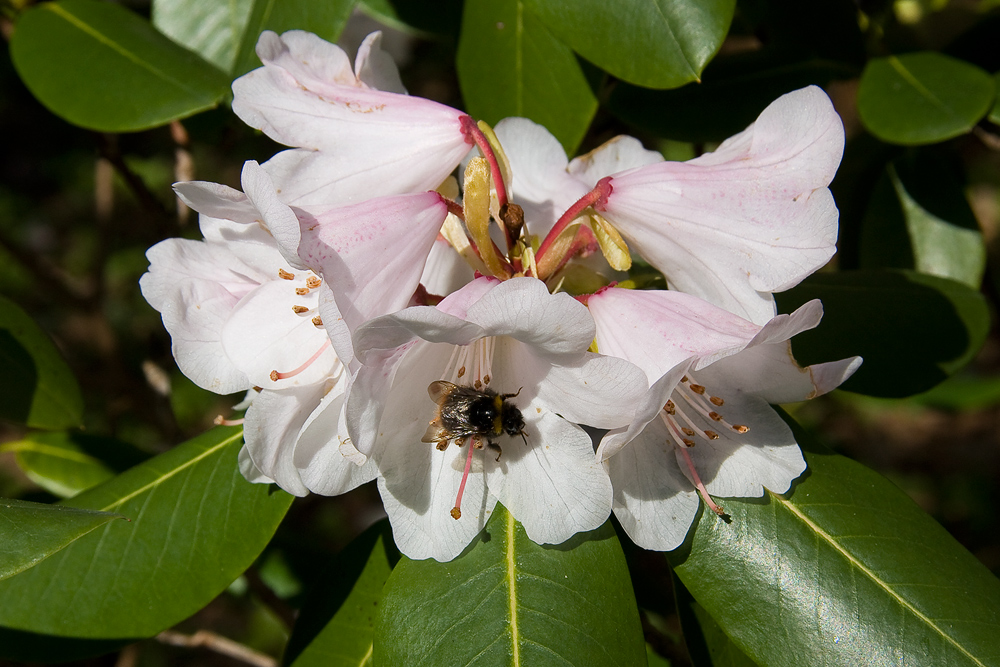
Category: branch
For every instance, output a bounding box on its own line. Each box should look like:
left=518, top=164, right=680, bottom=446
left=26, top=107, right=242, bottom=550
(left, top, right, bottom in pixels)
left=157, top=629, right=278, bottom=667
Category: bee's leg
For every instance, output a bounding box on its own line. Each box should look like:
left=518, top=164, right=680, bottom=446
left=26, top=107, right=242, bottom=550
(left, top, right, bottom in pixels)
left=487, top=442, right=502, bottom=461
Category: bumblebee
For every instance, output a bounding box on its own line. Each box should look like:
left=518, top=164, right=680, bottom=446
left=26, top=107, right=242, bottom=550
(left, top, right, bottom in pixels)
left=422, top=380, right=528, bottom=461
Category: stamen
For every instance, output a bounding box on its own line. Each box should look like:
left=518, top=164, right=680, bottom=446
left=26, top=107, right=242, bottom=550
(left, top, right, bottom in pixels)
left=664, top=400, right=676, bottom=415
left=269, top=340, right=330, bottom=381
left=213, top=415, right=245, bottom=426
left=458, top=366, right=466, bottom=378
left=451, top=438, right=477, bottom=520
left=704, top=430, right=720, bottom=440
left=676, top=446, right=727, bottom=517
left=689, top=384, right=706, bottom=395
left=681, top=427, right=695, bottom=436
left=483, top=373, right=491, bottom=386
left=312, top=316, right=323, bottom=327
left=295, top=287, right=310, bottom=295
left=733, top=424, right=750, bottom=434
left=292, top=305, right=309, bottom=314
left=710, top=396, right=724, bottom=406
left=278, top=269, right=294, bottom=280
left=306, top=276, right=321, bottom=288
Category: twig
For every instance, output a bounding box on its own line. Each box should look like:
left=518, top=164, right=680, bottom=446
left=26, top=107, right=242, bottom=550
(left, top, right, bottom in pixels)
left=157, top=629, right=278, bottom=667
left=244, top=566, right=298, bottom=629
left=93, top=133, right=174, bottom=232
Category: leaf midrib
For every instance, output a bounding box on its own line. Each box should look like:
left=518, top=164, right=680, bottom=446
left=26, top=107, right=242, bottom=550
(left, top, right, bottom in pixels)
left=773, top=491, right=986, bottom=666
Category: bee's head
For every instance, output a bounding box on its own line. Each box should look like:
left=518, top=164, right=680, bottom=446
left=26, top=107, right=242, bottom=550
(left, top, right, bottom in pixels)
left=501, top=402, right=526, bottom=439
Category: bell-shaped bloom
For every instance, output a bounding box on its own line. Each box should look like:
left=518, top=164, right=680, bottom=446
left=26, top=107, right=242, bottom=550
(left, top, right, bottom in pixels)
left=233, top=30, right=473, bottom=205
left=346, top=277, right=648, bottom=561
left=587, top=287, right=861, bottom=551
left=493, top=117, right=663, bottom=239
left=595, top=86, right=844, bottom=325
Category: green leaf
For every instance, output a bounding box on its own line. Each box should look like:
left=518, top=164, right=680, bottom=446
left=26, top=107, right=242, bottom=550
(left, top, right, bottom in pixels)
left=357, top=0, right=463, bottom=37
left=285, top=520, right=398, bottom=667
left=457, top=0, right=597, bottom=154
left=775, top=269, right=990, bottom=398
left=0, top=295, right=83, bottom=430
left=670, top=419, right=1000, bottom=667
left=0, top=498, right=124, bottom=582
left=374, top=504, right=646, bottom=666
left=231, top=0, right=356, bottom=78
left=674, top=572, right=758, bottom=667
left=523, top=0, right=735, bottom=89
left=857, top=52, right=995, bottom=145
left=0, top=426, right=293, bottom=638
left=860, top=152, right=985, bottom=289
left=10, top=0, right=231, bottom=132
left=990, top=71, right=1000, bottom=126
left=152, top=0, right=254, bottom=73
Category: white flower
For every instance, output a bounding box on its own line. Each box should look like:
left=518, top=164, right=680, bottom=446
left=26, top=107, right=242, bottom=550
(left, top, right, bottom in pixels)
left=587, top=286, right=861, bottom=551
left=346, top=277, right=649, bottom=561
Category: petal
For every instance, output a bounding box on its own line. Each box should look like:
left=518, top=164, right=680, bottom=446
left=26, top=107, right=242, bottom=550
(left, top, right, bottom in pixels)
left=241, top=161, right=303, bottom=269
left=678, top=392, right=806, bottom=497
left=354, top=31, right=406, bottom=94
left=221, top=280, right=337, bottom=388
left=298, top=192, right=449, bottom=338
left=588, top=288, right=760, bottom=381
left=238, top=445, right=274, bottom=485
left=567, top=134, right=663, bottom=187
left=601, top=86, right=844, bottom=324
left=174, top=181, right=258, bottom=225
left=465, top=277, right=595, bottom=358
left=232, top=32, right=471, bottom=197
left=485, top=411, right=613, bottom=545
left=243, top=386, right=322, bottom=496
left=605, top=416, right=700, bottom=551
left=420, top=237, right=475, bottom=298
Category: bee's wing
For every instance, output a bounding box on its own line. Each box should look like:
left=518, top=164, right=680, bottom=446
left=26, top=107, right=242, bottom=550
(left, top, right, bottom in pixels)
left=421, top=419, right=447, bottom=444
left=427, top=380, right=457, bottom=402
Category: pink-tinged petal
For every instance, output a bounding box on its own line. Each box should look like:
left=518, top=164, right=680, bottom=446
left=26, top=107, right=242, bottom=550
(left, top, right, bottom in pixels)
left=433, top=275, right=501, bottom=320
left=678, top=390, right=806, bottom=497
left=605, top=416, right=700, bottom=551
left=465, top=277, right=595, bottom=357
left=241, top=161, right=303, bottom=269
left=232, top=31, right=471, bottom=197
left=140, top=239, right=255, bottom=393
left=353, top=307, right=485, bottom=365
left=354, top=31, right=406, bottom=94
left=298, top=192, right=449, bottom=341
left=420, top=237, right=475, bottom=299
left=485, top=411, right=612, bottom=545
left=567, top=135, right=663, bottom=188
left=493, top=117, right=588, bottom=236
left=221, top=280, right=336, bottom=388
left=589, top=288, right=760, bottom=381
left=596, top=362, right=692, bottom=461
left=698, top=299, right=861, bottom=403
left=601, top=86, right=844, bottom=325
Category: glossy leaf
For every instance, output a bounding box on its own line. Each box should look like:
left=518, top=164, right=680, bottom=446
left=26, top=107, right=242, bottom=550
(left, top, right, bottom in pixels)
left=857, top=52, right=995, bottom=145
left=860, top=154, right=985, bottom=289
left=775, top=269, right=989, bottom=398
left=670, top=419, right=1000, bottom=667
left=357, top=0, right=463, bottom=37
left=523, top=0, right=735, bottom=89
left=0, top=295, right=82, bottom=430
left=0, top=426, right=293, bottom=638
left=231, top=0, right=356, bottom=78
left=375, top=504, right=646, bottom=666
left=457, top=0, right=597, bottom=154
left=0, top=498, right=124, bottom=582
left=10, top=0, right=230, bottom=132
left=673, top=572, right=758, bottom=667
left=991, top=72, right=1000, bottom=125
left=285, top=521, right=398, bottom=667
left=1, top=432, right=127, bottom=499
left=153, top=0, right=253, bottom=73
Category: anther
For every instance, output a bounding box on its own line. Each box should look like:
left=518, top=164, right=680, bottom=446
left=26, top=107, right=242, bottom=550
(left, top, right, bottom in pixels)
left=292, top=305, right=309, bottom=314
left=474, top=379, right=483, bottom=389
left=689, top=384, right=706, bottom=395
left=710, top=396, right=724, bottom=406
left=312, top=316, right=323, bottom=327
left=664, top=400, right=676, bottom=415
left=683, top=439, right=695, bottom=447
left=295, top=287, right=310, bottom=295
left=733, top=425, right=750, bottom=434
left=278, top=269, right=295, bottom=280
left=483, top=374, right=491, bottom=385
left=458, top=366, right=466, bottom=378
left=704, top=430, right=719, bottom=440
left=306, top=276, right=321, bottom=288
left=682, top=427, right=695, bottom=436
left=709, top=411, right=723, bottom=421
left=214, top=415, right=245, bottom=426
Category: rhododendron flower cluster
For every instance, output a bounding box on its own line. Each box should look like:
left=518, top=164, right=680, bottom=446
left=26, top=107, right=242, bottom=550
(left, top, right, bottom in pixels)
left=142, top=29, right=859, bottom=561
